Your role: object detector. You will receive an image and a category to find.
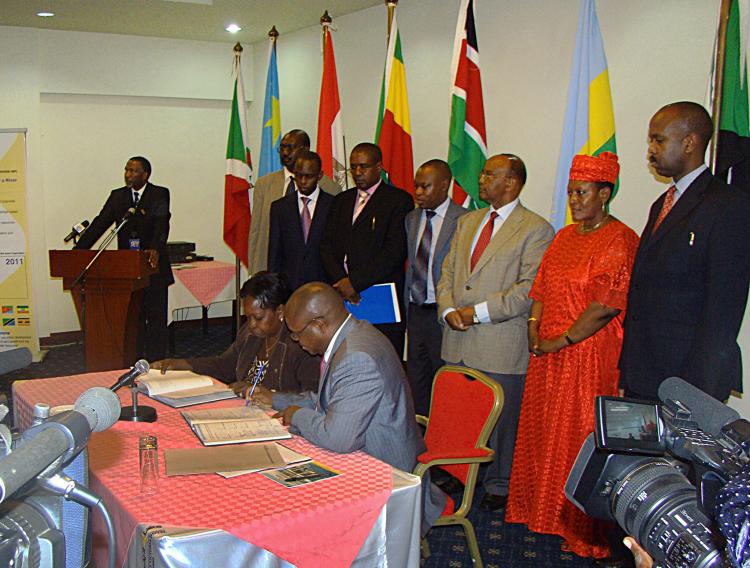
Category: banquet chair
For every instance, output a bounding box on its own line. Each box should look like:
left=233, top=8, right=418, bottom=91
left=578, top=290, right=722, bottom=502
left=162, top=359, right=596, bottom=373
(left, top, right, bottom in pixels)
left=413, top=365, right=504, bottom=568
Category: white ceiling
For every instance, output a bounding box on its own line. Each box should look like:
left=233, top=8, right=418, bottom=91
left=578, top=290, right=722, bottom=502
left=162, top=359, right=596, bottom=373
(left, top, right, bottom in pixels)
left=0, top=0, right=384, bottom=44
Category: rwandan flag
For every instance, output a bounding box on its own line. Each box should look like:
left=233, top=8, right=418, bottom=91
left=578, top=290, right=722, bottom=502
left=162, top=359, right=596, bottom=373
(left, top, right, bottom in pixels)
left=258, top=36, right=281, bottom=178
left=551, top=0, right=617, bottom=230
left=711, top=0, right=750, bottom=191
left=375, top=12, right=414, bottom=196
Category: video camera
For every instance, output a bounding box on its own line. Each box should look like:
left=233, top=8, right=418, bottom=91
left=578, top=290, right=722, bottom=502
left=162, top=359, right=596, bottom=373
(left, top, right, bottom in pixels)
left=565, top=377, right=750, bottom=568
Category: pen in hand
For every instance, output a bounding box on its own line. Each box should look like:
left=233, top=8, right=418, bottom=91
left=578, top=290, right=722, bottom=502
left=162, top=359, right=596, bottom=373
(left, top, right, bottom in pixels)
left=244, top=362, right=267, bottom=406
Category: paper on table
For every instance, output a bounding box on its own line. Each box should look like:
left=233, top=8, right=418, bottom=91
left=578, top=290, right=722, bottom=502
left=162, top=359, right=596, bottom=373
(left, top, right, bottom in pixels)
left=217, top=444, right=312, bottom=478
left=138, top=370, right=217, bottom=396
left=165, top=444, right=285, bottom=476
left=194, top=418, right=291, bottom=445
left=182, top=406, right=269, bottom=424
left=160, top=383, right=230, bottom=400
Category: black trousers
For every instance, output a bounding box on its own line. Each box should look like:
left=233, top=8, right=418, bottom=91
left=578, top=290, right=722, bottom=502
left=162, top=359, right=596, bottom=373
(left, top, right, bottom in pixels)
left=406, top=303, right=443, bottom=416
left=375, top=321, right=405, bottom=360
left=138, top=284, right=168, bottom=362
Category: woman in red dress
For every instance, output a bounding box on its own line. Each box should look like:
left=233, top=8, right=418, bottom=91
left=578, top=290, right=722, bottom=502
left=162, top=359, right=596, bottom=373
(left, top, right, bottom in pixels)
left=506, top=152, right=639, bottom=558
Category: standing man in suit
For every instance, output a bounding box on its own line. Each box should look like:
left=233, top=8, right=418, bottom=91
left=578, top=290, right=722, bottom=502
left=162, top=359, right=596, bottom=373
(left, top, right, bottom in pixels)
left=253, top=282, right=445, bottom=535
left=320, top=142, right=414, bottom=355
left=620, top=101, right=750, bottom=402
left=248, top=129, right=340, bottom=274
left=268, top=151, right=333, bottom=289
left=405, top=159, right=467, bottom=416
left=75, top=156, right=173, bottom=361
left=437, top=153, right=553, bottom=512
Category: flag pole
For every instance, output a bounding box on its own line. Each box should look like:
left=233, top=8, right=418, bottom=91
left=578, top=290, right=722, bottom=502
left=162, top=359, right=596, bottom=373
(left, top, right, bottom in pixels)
left=386, top=0, right=397, bottom=44
left=233, top=41, right=244, bottom=336
left=710, top=0, right=732, bottom=172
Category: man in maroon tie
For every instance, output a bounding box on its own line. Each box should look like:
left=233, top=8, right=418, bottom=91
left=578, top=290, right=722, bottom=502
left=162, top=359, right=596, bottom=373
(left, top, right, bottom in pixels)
left=436, top=153, right=554, bottom=512
left=268, top=151, right=334, bottom=290
left=619, top=101, right=750, bottom=403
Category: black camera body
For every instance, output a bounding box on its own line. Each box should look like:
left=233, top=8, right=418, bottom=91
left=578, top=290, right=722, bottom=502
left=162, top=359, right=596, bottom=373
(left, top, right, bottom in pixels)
left=566, top=382, right=749, bottom=568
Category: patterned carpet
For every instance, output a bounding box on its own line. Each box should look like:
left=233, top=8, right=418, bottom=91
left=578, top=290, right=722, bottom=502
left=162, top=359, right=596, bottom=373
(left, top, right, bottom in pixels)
left=1, top=322, right=598, bottom=567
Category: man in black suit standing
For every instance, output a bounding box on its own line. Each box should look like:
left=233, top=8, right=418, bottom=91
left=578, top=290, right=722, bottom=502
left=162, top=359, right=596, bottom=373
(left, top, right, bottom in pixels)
left=404, top=160, right=467, bottom=415
left=268, top=151, right=333, bottom=289
left=75, top=156, right=173, bottom=361
left=620, top=102, right=750, bottom=402
left=320, top=142, right=414, bottom=355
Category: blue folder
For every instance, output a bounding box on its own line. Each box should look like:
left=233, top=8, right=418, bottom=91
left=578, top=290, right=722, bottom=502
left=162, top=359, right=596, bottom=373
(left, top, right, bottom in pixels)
left=345, top=283, right=401, bottom=324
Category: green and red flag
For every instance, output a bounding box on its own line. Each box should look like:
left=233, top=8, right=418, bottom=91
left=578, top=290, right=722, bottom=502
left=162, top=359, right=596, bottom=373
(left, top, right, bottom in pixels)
left=448, top=0, right=488, bottom=209
left=223, top=46, right=253, bottom=267
left=375, top=12, right=414, bottom=196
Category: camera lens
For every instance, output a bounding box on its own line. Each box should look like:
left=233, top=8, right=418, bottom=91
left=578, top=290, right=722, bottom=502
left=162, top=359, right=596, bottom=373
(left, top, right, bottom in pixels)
left=611, top=460, right=721, bottom=567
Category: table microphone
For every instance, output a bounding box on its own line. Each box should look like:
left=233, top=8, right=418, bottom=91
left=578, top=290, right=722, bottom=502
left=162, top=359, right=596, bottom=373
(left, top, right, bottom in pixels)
left=110, top=359, right=149, bottom=392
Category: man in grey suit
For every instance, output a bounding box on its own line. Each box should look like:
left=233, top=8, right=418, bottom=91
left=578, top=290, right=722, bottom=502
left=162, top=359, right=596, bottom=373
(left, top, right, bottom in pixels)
left=248, top=129, right=341, bottom=273
left=255, top=282, right=445, bottom=534
left=437, top=153, right=553, bottom=512
left=405, top=159, right=467, bottom=416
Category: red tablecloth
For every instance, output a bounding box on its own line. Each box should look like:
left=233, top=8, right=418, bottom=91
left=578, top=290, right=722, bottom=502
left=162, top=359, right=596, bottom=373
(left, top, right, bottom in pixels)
left=172, top=261, right=235, bottom=307
left=13, top=372, right=393, bottom=568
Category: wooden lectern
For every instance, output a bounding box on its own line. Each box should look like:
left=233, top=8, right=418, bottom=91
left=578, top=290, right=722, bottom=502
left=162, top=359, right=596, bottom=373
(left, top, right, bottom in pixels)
left=49, top=250, right=157, bottom=371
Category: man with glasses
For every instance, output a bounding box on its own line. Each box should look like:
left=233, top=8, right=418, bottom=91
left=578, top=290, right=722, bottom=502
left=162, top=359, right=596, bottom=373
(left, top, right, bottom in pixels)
left=437, top=153, right=553, bottom=512
left=320, top=142, right=414, bottom=355
left=248, top=129, right=340, bottom=274
left=252, top=281, right=446, bottom=535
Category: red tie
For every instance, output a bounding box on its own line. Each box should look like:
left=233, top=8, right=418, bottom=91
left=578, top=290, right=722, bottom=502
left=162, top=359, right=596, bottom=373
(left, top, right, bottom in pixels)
left=470, top=212, right=498, bottom=271
left=652, top=186, right=676, bottom=233
left=320, top=357, right=327, bottom=380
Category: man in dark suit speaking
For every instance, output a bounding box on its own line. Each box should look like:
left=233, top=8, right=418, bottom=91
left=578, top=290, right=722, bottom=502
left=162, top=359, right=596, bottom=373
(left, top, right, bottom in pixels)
left=320, top=142, right=414, bottom=355
left=75, top=156, right=173, bottom=361
left=268, top=150, right=333, bottom=290
left=619, top=102, right=750, bottom=402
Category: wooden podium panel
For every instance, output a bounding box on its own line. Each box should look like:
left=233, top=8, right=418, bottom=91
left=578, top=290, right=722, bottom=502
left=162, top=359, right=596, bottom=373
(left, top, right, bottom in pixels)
left=49, top=250, right=157, bottom=371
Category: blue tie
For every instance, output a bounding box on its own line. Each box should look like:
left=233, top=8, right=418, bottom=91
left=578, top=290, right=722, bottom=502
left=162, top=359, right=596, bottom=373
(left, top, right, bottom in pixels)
left=410, top=210, right=435, bottom=305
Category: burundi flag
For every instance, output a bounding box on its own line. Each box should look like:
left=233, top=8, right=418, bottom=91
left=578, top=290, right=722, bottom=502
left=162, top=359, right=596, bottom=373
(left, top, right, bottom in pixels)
left=551, top=0, right=617, bottom=230
left=317, top=24, right=347, bottom=191
left=375, top=12, right=414, bottom=196
left=711, top=0, right=750, bottom=190
left=259, top=37, right=282, bottom=177
left=223, top=45, right=253, bottom=267
left=448, top=0, right=488, bottom=209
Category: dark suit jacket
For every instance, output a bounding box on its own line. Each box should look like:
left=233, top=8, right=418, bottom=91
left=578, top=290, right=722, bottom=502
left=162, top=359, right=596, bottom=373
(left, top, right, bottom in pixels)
left=268, top=189, right=334, bottom=289
left=404, top=199, right=467, bottom=310
left=75, top=182, right=174, bottom=287
left=619, top=169, right=750, bottom=400
left=320, top=181, right=414, bottom=303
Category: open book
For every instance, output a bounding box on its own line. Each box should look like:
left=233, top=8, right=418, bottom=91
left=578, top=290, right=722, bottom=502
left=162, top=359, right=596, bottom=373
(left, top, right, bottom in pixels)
left=138, top=370, right=236, bottom=408
left=182, top=406, right=291, bottom=446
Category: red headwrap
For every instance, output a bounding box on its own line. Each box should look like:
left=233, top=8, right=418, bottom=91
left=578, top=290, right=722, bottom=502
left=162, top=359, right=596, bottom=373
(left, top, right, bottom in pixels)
left=569, top=151, right=620, bottom=184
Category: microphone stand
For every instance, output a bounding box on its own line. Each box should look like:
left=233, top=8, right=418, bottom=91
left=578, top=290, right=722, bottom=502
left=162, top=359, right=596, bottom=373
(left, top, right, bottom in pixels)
left=118, top=383, right=157, bottom=423
left=70, top=214, right=133, bottom=356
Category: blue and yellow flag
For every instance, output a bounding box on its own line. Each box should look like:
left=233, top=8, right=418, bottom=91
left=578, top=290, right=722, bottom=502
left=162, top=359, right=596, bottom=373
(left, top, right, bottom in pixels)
left=258, top=37, right=281, bottom=177
left=551, top=0, right=617, bottom=230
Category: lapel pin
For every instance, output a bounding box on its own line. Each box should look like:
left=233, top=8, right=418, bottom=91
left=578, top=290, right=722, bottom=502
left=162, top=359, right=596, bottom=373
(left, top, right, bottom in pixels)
left=689, top=232, right=695, bottom=246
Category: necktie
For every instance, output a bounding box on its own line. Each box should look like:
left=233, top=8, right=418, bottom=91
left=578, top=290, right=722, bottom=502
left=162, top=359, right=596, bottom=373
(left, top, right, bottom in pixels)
left=133, top=191, right=140, bottom=208
left=470, top=211, right=499, bottom=272
left=652, top=186, right=676, bottom=234
left=352, top=190, right=370, bottom=223
left=286, top=178, right=296, bottom=196
left=411, top=210, right=436, bottom=305
left=300, top=196, right=312, bottom=243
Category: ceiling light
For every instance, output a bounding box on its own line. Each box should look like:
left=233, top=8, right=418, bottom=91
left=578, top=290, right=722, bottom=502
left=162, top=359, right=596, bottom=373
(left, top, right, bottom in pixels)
left=37, top=11, right=55, bottom=17
left=225, top=24, right=241, bottom=33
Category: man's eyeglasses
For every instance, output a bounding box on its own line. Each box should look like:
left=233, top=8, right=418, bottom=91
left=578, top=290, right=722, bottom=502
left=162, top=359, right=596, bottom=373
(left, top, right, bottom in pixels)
left=289, top=317, right=322, bottom=341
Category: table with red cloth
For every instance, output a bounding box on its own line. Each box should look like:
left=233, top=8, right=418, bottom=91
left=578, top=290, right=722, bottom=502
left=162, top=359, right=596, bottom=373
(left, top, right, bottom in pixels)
left=168, top=260, right=236, bottom=325
left=13, top=371, right=422, bottom=568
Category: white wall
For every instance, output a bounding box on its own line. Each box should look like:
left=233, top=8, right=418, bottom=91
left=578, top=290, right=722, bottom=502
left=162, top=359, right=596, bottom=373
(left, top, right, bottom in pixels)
left=246, top=0, right=750, bottom=415
left=0, top=26, right=252, bottom=336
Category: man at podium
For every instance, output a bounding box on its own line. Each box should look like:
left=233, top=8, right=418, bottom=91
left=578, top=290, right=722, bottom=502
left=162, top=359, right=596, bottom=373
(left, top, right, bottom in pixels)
left=74, top=156, right=173, bottom=361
